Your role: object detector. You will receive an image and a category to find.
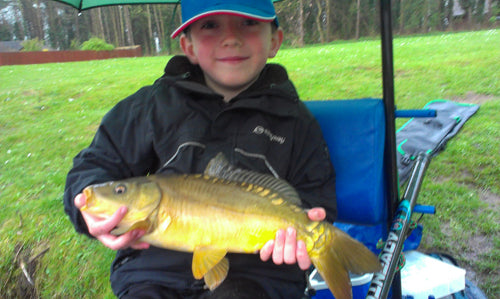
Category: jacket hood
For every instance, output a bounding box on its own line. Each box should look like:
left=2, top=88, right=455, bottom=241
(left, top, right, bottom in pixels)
left=160, top=55, right=299, bottom=102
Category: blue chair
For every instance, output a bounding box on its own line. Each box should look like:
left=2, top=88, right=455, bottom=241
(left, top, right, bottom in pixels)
left=305, top=99, right=389, bottom=299
left=305, top=99, right=435, bottom=299
left=305, top=99, right=387, bottom=226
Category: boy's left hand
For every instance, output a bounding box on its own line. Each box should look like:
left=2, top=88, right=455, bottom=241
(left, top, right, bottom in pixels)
left=259, top=207, right=326, bottom=270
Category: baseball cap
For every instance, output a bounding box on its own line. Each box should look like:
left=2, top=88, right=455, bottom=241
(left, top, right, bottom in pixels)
left=171, top=0, right=279, bottom=38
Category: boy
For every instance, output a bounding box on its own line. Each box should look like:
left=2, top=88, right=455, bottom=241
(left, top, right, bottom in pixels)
left=63, top=0, right=337, bottom=298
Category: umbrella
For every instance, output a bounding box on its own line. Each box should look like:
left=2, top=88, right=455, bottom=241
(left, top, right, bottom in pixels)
left=52, top=0, right=180, bottom=11
left=52, top=0, right=283, bottom=11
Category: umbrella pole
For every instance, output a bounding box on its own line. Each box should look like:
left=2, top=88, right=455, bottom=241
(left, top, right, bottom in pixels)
left=379, top=0, right=402, bottom=298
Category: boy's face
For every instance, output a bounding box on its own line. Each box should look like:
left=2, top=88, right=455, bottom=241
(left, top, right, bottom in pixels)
left=180, top=14, right=283, bottom=100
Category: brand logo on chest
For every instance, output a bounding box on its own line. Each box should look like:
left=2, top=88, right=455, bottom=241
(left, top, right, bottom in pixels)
left=252, top=126, right=286, bottom=144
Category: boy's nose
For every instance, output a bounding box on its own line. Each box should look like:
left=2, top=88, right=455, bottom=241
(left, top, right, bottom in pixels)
left=221, top=27, right=242, bottom=47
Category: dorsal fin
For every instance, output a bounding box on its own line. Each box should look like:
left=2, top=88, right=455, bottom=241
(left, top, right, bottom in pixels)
left=205, top=153, right=302, bottom=205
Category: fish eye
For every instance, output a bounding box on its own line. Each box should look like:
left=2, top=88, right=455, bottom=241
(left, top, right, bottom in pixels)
left=114, top=184, right=127, bottom=195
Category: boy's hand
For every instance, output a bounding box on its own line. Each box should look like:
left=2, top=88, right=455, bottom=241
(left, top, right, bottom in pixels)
left=74, top=193, right=150, bottom=251
left=259, top=207, right=326, bottom=270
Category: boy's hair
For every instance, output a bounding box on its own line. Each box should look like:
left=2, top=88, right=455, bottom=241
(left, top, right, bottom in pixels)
left=171, top=0, right=279, bottom=38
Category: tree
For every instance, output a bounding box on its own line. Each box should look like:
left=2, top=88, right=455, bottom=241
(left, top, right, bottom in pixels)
left=314, top=0, right=325, bottom=43
left=0, top=0, right=496, bottom=52
left=355, top=0, right=361, bottom=39
left=89, top=7, right=105, bottom=39
left=18, top=0, right=43, bottom=40
left=0, top=18, right=13, bottom=40
left=297, top=0, right=305, bottom=46
left=123, top=5, right=134, bottom=46
left=146, top=5, right=153, bottom=53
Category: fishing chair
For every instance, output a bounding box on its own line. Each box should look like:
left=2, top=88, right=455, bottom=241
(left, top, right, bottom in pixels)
left=305, top=98, right=387, bottom=230
left=305, top=99, right=435, bottom=299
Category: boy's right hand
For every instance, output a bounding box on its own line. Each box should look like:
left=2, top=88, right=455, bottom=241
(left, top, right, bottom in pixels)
left=74, top=193, right=150, bottom=251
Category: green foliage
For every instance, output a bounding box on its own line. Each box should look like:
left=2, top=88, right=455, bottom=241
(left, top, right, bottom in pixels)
left=21, top=38, right=43, bottom=51
left=489, top=5, right=500, bottom=24
left=0, top=30, right=498, bottom=298
left=80, top=37, right=115, bottom=51
left=0, top=19, right=13, bottom=41
left=69, top=39, right=81, bottom=50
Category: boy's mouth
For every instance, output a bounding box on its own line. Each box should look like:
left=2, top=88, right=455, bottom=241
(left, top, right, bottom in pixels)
left=218, top=56, right=248, bottom=63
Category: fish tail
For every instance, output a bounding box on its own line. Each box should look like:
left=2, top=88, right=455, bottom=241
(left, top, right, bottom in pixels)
left=309, top=223, right=381, bottom=299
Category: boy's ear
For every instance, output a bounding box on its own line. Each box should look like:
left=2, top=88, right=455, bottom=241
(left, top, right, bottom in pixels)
left=268, top=28, right=284, bottom=59
left=180, top=34, right=199, bottom=65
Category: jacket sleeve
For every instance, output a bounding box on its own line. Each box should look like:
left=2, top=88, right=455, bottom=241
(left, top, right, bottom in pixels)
left=287, top=107, right=337, bottom=223
left=63, top=87, right=158, bottom=237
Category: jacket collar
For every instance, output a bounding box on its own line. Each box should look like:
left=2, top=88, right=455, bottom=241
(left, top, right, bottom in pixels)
left=161, top=55, right=299, bottom=103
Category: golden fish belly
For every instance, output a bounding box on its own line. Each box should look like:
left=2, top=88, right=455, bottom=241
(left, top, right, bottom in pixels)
left=143, top=174, right=312, bottom=253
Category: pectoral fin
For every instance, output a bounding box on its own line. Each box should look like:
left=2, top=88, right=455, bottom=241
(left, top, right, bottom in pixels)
left=204, top=257, right=229, bottom=290
left=192, top=247, right=228, bottom=280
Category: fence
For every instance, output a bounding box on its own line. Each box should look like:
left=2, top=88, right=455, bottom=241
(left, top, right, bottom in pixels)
left=0, top=46, right=142, bottom=66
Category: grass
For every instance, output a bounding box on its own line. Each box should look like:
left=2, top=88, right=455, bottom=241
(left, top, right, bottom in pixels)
left=1, top=29, right=499, bottom=298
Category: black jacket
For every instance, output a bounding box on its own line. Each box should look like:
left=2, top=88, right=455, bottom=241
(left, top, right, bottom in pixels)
left=63, top=56, right=336, bottom=298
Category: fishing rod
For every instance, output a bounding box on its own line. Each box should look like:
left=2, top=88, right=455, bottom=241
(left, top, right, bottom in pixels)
left=366, top=153, right=433, bottom=299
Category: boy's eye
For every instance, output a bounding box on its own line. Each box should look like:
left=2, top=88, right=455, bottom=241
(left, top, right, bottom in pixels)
left=200, top=21, right=218, bottom=30
left=242, top=19, right=259, bottom=27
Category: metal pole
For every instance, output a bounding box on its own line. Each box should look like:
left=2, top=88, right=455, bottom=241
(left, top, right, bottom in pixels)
left=379, top=0, right=398, bottom=220
left=379, top=0, right=401, bottom=298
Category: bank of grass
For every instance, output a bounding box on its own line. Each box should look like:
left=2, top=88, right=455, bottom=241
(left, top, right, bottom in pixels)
left=0, top=29, right=498, bottom=298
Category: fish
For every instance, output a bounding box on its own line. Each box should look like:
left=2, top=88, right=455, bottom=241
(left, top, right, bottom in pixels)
left=81, top=153, right=381, bottom=299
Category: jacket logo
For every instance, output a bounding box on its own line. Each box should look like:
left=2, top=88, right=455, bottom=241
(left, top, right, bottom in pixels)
left=252, top=126, right=286, bottom=144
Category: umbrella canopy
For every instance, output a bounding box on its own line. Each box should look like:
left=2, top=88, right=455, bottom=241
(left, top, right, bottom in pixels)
left=53, top=0, right=281, bottom=11
left=53, top=0, right=180, bottom=11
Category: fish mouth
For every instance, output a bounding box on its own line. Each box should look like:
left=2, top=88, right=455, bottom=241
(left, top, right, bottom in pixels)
left=81, top=187, right=93, bottom=210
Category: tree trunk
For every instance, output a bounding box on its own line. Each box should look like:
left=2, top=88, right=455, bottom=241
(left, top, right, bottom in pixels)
left=18, top=0, right=42, bottom=39
left=90, top=9, right=104, bottom=38
left=147, top=5, right=154, bottom=54
left=298, top=0, right=305, bottom=46
left=485, top=0, right=492, bottom=19
left=422, top=0, right=429, bottom=32
left=152, top=5, right=162, bottom=52
left=110, top=7, right=120, bottom=46
left=123, top=5, right=135, bottom=45
left=74, top=10, right=80, bottom=43
left=34, top=0, right=44, bottom=39
left=97, top=8, right=105, bottom=39
left=355, top=0, right=361, bottom=39
left=118, top=6, right=126, bottom=46
left=399, top=0, right=405, bottom=34
left=314, top=0, right=325, bottom=43
left=325, top=0, right=331, bottom=41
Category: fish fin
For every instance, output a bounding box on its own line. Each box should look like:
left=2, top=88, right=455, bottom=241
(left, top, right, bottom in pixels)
left=192, top=247, right=228, bottom=280
left=309, top=223, right=382, bottom=299
left=311, top=253, right=352, bottom=299
left=203, top=257, right=229, bottom=290
left=332, top=229, right=382, bottom=274
left=205, top=153, right=301, bottom=205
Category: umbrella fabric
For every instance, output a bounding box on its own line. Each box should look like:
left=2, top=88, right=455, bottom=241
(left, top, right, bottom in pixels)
left=53, top=0, right=281, bottom=11
left=53, top=0, right=180, bottom=11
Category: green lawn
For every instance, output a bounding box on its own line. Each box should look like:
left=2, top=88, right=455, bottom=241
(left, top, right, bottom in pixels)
left=0, top=29, right=498, bottom=298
